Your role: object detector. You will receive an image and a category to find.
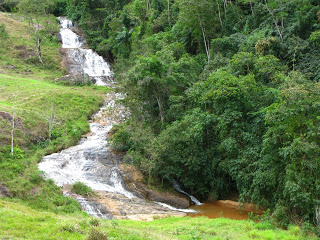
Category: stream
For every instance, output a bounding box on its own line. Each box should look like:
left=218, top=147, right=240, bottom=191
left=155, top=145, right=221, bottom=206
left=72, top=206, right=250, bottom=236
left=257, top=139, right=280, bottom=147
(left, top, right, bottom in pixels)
left=38, top=17, right=194, bottom=220
left=38, top=17, right=253, bottom=221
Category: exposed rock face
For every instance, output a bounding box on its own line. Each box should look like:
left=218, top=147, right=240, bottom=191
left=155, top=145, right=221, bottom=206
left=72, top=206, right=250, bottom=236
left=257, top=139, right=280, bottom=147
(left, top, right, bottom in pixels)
left=0, top=185, right=10, bottom=198
left=56, top=32, right=62, bottom=42
left=59, top=48, right=85, bottom=76
left=0, top=111, right=23, bottom=128
left=0, top=111, right=13, bottom=121
left=120, top=164, right=191, bottom=209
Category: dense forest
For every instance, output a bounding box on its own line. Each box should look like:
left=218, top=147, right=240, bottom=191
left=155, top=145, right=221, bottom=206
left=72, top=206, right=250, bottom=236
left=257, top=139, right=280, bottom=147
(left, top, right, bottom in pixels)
left=64, top=0, right=320, bottom=226
left=2, top=0, right=320, bottom=228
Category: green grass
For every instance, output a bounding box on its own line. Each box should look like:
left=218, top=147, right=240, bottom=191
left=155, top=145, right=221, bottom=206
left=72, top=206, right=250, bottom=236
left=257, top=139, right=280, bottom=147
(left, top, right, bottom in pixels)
left=0, top=12, right=107, bottom=214
left=0, top=199, right=318, bottom=240
left=71, top=182, right=96, bottom=197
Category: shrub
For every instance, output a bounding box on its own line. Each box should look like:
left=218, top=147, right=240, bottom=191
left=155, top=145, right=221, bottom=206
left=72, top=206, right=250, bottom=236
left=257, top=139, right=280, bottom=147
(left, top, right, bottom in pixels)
left=71, top=182, right=95, bottom=197
left=87, top=227, right=108, bottom=240
left=0, top=23, right=8, bottom=39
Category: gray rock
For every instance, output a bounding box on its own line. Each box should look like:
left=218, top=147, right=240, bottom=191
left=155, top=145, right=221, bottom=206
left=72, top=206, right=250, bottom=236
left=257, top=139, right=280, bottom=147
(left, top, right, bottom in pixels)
left=7, top=65, right=16, bottom=69
left=56, top=32, right=62, bottom=42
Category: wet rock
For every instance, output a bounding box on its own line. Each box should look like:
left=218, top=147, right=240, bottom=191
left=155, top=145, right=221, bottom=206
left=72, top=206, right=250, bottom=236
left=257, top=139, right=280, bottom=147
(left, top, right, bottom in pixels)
left=56, top=32, right=62, bottom=42
left=120, top=164, right=191, bottom=209
left=0, top=185, right=10, bottom=198
left=95, top=191, right=187, bottom=221
left=55, top=74, right=91, bottom=85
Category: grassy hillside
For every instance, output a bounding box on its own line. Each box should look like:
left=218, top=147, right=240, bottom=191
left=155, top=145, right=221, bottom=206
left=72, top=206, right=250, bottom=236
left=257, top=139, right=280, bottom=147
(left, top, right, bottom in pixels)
left=0, top=12, right=106, bottom=213
left=0, top=199, right=318, bottom=240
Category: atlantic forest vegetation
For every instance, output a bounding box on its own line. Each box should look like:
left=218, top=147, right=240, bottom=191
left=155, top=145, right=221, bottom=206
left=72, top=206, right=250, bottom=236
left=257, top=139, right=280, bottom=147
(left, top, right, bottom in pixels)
left=0, top=0, right=320, bottom=239
left=61, top=0, right=320, bottom=228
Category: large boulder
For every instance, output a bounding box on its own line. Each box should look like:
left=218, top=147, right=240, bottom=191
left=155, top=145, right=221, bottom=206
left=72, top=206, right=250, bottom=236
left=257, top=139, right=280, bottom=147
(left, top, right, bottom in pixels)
left=120, top=164, right=191, bottom=209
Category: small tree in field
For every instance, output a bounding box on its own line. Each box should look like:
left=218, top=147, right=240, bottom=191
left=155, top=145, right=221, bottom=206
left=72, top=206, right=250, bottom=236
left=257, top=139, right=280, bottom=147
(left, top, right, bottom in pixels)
left=9, top=94, right=17, bottom=156
left=43, top=97, right=59, bottom=142
left=17, top=0, right=56, bottom=65
left=1, top=87, right=21, bottom=156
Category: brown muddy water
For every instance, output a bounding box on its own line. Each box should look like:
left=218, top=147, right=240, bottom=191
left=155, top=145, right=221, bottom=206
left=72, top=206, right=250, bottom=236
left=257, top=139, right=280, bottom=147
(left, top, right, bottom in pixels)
left=188, top=200, right=261, bottom=220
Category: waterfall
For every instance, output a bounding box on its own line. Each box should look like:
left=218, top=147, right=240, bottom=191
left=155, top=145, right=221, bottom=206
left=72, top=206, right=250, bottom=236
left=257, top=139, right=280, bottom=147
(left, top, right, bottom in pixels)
left=38, top=17, right=195, bottom=219
left=38, top=18, right=133, bottom=218
left=57, top=17, right=114, bottom=87
left=172, top=180, right=202, bottom=205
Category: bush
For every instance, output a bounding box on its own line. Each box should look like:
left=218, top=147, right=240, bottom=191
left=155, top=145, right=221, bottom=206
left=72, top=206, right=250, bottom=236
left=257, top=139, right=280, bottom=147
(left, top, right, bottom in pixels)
left=0, top=23, right=8, bottom=39
left=52, top=0, right=68, bottom=16
left=87, top=227, right=108, bottom=240
left=71, top=182, right=95, bottom=197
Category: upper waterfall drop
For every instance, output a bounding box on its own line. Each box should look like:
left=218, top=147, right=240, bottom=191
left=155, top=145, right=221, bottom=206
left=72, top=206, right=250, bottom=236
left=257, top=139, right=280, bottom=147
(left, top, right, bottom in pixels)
left=57, top=17, right=114, bottom=87
left=58, top=17, right=84, bottom=48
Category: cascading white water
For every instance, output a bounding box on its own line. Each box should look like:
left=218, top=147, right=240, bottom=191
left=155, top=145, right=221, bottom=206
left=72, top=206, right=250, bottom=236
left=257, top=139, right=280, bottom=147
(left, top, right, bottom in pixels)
left=173, top=180, right=202, bottom=205
left=58, top=17, right=114, bottom=86
left=39, top=18, right=133, bottom=218
left=38, top=116, right=134, bottom=199
left=39, top=18, right=194, bottom=219
left=155, top=202, right=196, bottom=213
left=59, top=17, right=83, bottom=48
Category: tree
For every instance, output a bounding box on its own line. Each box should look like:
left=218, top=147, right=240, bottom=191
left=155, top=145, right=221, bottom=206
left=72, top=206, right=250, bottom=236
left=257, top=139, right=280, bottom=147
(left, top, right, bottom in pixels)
left=8, top=94, right=17, bottom=156
left=0, top=0, right=17, bottom=11
left=177, top=0, right=217, bottom=62
left=17, top=0, right=56, bottom=65
left=43, top=97, right=59, bottom=142
left=263, top=0, right=288, bottom=40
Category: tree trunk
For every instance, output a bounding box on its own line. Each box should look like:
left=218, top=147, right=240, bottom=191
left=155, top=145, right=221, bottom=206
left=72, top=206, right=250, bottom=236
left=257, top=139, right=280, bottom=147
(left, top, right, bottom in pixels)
left=167, top=0, right=171, bottom=27
left=217, top=2, right=223, bottom=28
left=264, top=0, right=283, bottom=40
left=199, top=19, right=210, bottom=62
left=37, top=42, right=44, bottom=65
left=250, top=1, right=254, bottom=16
left=11, top=102, right=15, bottom=156
left=155, top=94, right=164, bottom=124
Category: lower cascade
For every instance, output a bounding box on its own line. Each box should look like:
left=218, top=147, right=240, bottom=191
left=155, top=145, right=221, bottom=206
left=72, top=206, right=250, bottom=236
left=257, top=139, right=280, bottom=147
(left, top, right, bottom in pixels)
left=38, top=17, right=194, bottom=220
left=172, top=180, right=202, bottom=206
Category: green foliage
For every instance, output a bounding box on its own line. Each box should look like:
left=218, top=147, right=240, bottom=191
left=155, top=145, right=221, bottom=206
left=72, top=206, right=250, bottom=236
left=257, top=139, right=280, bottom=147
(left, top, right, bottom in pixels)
left=52, top=0, right=68, bottom=16
left=0, top=13, right=105, bottom=215
left=71, top=182, right=95, bottom=197
left=83, top=0, right=320, bottom=227
left=17, top=0, right=53, bottom=15
left=87, top=227, right=108, bottom=240
left=0, top=23, right=8, bottom=38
